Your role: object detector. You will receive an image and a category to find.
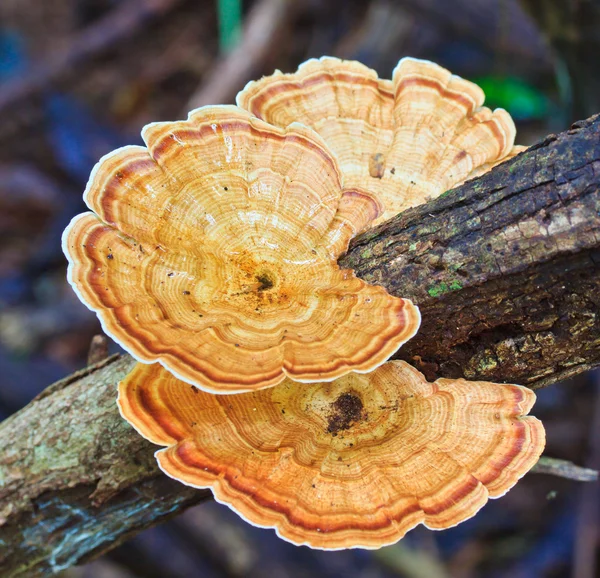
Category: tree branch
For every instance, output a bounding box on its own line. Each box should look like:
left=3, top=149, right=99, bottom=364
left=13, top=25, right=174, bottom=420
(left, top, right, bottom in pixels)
left=1, top=114, right=599, bottom=576
left=342, top=114, right=600, bottom=389
left=0, top=354, right=210, bottom=577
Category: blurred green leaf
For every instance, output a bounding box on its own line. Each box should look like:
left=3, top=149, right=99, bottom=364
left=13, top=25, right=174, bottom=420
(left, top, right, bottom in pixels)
left=473, top=76, right=550, bottom=121
left=217, top=0, right=242, bottom=52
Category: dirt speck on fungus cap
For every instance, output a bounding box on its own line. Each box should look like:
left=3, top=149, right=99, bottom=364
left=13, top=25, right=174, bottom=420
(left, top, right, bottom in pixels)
left=327, top=392, right=366, bottom=434
left=368, top=152, right=386, bottom=178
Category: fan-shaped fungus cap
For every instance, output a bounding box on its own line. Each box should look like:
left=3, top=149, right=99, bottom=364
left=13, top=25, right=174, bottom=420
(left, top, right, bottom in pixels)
left=118, top=360, right=545, bottom=549
left=238, top=57, right=520, bottom=226
left=63, top=106, right=420, bottom=393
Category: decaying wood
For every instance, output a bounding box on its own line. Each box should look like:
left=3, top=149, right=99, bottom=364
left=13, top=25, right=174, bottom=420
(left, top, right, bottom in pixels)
left=0, top=354, right=210, bottom=577
left=0, top=114, right=599, bottom=576
left=342, top=114, right=600, bottom=389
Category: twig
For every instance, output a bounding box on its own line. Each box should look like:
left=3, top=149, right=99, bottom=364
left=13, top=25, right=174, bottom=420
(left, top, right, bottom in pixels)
left=186, top=0, right=298, bottom=110
left=0, top=0, right=182, bottom=114
left=530, top=457, right=599, bottom=482
left=87, top=334, right=110, bottom=366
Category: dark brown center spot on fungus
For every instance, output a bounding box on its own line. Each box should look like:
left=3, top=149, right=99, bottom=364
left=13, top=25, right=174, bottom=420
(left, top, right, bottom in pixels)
left=327, top=392, right=365, bottom=434
left=256, top=272, right=274, bottom=291
left=65, top=106, right=422, bottom=394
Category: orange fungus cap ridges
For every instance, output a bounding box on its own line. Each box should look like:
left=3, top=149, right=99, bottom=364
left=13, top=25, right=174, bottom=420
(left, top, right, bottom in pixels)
left=238, top=56, right=522, bottom=226
left=62, top=106, right=420, bottom=393
left=118, top=361, right=545, bottom=550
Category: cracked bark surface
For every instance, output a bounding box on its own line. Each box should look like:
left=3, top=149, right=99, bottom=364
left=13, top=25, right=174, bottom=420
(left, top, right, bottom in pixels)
left=0, top=114, right=599, bottom=576
left=0, top=354, right=211, bottom=577
left=342, top=114, right=600, bottom=389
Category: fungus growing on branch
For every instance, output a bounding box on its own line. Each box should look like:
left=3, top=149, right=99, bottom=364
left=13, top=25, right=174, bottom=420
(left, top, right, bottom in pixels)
left=63, top=106, right=420, bottom=393
left=238, top=57, right=522, bottom=226
left=118, top=360, right=545, bottom=550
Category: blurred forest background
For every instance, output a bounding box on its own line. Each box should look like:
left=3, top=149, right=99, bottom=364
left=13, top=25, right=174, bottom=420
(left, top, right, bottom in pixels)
left=1, top=0, right=600, bottom=576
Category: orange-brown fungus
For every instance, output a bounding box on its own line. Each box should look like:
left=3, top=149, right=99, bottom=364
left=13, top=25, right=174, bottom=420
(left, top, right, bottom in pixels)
left=63, top=106, right=420, bottom=393
left=238, top=57, right=522, bottom=226
left=118, top=361, right=545, bottom=549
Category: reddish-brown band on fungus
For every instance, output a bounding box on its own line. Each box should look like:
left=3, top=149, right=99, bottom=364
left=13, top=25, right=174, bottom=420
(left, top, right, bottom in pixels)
left=63, top=105, right=420, bottom=393
left=237, top=56, right=522, bottom=227
left=118, top=361, right=545, bottom=550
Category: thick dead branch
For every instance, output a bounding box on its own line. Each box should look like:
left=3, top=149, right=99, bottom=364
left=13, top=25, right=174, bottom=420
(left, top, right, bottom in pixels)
left=0, top=355, right=210, bottom=577
left=342, top=114, right=600, bottom=389
left=1, top=114, right=599, bottom=576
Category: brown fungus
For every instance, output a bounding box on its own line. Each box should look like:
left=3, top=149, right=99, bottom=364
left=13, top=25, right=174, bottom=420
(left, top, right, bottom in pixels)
left=63, top=106, right=420, bottom=393
left=118, top=360, right=545, bottom=550
left=238, top=56, right=524, bottom=226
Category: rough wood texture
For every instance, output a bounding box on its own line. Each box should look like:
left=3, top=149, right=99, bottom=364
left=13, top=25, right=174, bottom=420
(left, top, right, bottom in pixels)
left=342, top=114, right=600, bottom=389
left=0, top=114, right=599, bottom=576
left=0, top=355, right=210, bottom=577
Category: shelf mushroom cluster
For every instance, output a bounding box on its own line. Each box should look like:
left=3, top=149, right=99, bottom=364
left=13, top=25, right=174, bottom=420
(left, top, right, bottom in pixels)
left=63, top=57, right=545, bottom=549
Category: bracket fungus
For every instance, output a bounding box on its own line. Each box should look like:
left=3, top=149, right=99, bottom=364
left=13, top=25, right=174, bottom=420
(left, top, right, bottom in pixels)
left=118, top=360, right=545, bottom=550
left=62, top=106, right=420, bottom=393
left=61, top=56, right=547, bottom=550
left=238, top=57, right=524, bottom=226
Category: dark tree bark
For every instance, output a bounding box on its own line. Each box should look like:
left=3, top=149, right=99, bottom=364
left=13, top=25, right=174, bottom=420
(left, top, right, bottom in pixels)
left=1, top=114, right=599, bottom=577
left=0, top=355, right=211, bottom=577
left=342, top=114, right=600, bottom=389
